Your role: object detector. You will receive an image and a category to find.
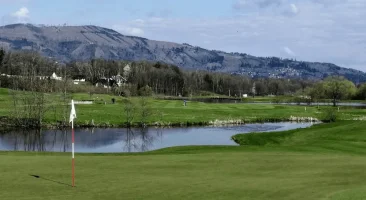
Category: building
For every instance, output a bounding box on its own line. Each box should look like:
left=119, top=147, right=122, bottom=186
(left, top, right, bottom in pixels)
left=50, top=72, right=62, bottom=81
left=95, top=74, right=127, bottom=88
left=73, top=75, right=86, bottom=85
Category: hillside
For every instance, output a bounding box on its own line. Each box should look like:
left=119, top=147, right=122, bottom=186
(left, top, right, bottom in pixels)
left=0, top=23, right=365, bottom=82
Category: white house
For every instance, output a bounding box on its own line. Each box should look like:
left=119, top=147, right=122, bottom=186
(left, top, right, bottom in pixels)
left=112, top=74, right=127, bottom=86
left=50, top=72, right=62, bottom=81
left=73, top=78, right=86, bottom=85
left=72, top=75, right=86, bottom=85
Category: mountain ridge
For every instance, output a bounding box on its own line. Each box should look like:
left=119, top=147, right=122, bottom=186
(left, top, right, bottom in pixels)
left=0, top=23, right=365, bottom=83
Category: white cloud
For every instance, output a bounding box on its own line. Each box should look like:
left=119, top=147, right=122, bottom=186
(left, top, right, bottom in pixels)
left=113, top=25, right=144, bottom=36
left=283, top=47, right=295, bottom=56
left=12, top=7, right=29, bottom=19
left=290, top=4, right=299, bottom=14
left=126, top=27, right=144, bottom=36
left=1, top=6, right=30, bottom=24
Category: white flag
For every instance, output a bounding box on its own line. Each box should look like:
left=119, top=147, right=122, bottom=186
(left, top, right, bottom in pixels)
left=69, top=99, right=77, bottom=123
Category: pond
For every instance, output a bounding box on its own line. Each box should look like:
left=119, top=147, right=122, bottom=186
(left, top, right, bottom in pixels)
left=0, top=122, right=315, bottom=153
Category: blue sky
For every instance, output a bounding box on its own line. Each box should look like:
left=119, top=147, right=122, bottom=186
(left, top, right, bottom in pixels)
left=1, top=0, right=366, bottom=71
left=1, top=0, right=232, bottom=24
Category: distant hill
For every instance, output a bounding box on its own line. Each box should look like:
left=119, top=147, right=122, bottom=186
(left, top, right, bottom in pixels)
left=0, top=23, right=365, bottom=83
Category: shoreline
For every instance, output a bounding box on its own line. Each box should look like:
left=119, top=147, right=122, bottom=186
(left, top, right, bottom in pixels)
left=0, top=116, right=320, bottom=130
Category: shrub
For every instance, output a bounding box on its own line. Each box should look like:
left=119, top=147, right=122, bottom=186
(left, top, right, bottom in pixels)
left=138, top=85, right=153, bottom=96
left=322, top=108, right=338, bottom=122
left=272, top=98, right=282, bottom=104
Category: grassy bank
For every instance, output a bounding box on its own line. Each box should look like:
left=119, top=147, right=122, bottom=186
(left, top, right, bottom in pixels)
left=2, top=121, right=366, bottom=199
left=232, top=121, right=366, bottom=154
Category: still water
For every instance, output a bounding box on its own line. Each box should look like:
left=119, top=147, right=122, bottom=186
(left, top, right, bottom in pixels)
left=0, top=122, right=314, bottom=153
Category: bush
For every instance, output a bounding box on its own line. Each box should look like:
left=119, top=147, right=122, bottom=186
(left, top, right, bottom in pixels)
left=293, top=97, right=303, bottom=105
left=138, top=85, right=153, bottom=96
left=322, top=108, right=338, bottom=122
left=272, top=98, right=282, bottom=104
left=115, top=87, right=131, bottom=97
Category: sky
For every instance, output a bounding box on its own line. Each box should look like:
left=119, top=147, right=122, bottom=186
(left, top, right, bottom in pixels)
left=1, top=0, right=365, bottom=71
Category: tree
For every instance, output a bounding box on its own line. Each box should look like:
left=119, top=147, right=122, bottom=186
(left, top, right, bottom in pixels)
left=0, top=48, right=5, bottom=68
left=268, top=79, right=284, bottom=95
left=8, top=51, right=54, bottom=127
left=254, top=80, right=268, bottom=96
left=323, top=76, right=356, bottom=106
left=305, top=82, right=325, bottom=107
left=354, top=83, right=366, bottom=100
left=123, top=98, right=135, bottom=127
left=138, top=85, right=153, bottom=96
left=138, top=96, right=150, bottom=127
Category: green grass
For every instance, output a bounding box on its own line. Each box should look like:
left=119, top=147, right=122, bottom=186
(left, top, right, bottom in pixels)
left=2, top=121, right=366, bottom=199
left=1, top=88, right=366, bottom=127
left=232, top=121, right=366, bottom=154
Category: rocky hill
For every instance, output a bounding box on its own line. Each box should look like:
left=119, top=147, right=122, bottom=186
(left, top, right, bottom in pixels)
left=0, top=23, right=365, bottom=82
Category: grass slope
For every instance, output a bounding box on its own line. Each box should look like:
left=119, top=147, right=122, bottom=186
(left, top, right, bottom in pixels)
left=2, top=121, right=366, bottom=199
left=232, top=121, right=366, bottom=154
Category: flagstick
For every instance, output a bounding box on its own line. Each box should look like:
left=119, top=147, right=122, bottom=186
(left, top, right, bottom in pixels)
left=72, top=119, right=75, bottom=187
left=70, top=99, right=77, bottom=188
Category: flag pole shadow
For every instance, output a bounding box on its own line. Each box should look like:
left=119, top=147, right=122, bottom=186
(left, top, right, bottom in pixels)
left=29, top=174, right=74, bottom=187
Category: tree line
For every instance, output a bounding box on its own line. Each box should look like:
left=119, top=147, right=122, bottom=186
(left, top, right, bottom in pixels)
left=304, top=76, right=366, bottom=106
left=65, top=59, right=316, bottom=97
left=0, top=49, right=319, bottom=97
left=1, top=49, right=366, bottom=102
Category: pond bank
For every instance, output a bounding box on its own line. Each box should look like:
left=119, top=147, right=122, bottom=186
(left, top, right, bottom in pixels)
left=0, top=116, right=320, bottom=129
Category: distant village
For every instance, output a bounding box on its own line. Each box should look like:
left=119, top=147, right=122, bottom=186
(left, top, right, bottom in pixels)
left=0, top=64, right=131, bottom=89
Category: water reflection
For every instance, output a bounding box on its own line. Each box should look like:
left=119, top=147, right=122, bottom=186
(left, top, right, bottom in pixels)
left=122, top=128, right=163, bottom=152
left=0, top=129, right=70, bottom=152
left=0, top=122, right=314, bottom=153
left=0, top=127, right=163, bottom=153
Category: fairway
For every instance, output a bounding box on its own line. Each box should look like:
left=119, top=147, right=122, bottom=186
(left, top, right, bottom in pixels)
left=1, top=88, right=366, bottom=127
left=2, top=121, right=366, bottom=200
left=1, top=148, right=366, bottom=200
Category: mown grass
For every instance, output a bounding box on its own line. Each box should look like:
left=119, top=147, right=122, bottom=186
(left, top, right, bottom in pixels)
left=232, top=121, right=366, bottom=154
left=2, top=121, right=366, bottom=199
left=1, top=88, right=366, bottom=127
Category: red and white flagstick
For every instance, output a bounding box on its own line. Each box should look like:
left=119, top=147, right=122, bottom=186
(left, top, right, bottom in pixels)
left=72, top=118, right=75, bottom=187
left=70, top=99, right=77, bottom=188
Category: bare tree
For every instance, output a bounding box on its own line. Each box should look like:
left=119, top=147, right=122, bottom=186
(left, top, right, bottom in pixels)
left=123, top=98, right=135, bottom=127
left=138, top=96, right=150, bottom=127
left=8, top=52, right=53, bottom=127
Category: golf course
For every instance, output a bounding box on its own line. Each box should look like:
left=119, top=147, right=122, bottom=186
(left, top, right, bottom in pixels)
left=1, top=121, right=366, bottom=199
left=1, top=88, right=366, bottom=200
left=0, top=88, right=365, bottom=128
left=1, top=1, right=366, bottom=198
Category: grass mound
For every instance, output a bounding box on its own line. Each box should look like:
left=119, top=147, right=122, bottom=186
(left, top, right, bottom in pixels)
left=232, top=121, right=366, bottom=154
